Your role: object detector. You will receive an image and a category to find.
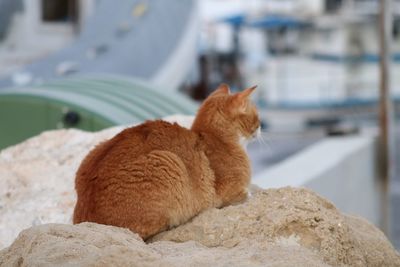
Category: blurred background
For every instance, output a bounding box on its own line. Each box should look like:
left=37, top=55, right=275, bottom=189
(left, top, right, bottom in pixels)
left=0, top=0, right=399, bottom=249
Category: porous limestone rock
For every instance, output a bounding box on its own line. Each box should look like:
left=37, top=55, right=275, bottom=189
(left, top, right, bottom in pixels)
left=0, top=116, right=399, bottom=266
left=1, top=187, right=399, bottom=266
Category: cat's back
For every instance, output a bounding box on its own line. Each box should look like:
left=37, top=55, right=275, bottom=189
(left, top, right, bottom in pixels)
left=77, top=120, right=198, bottom=178
left=118, top=120, right=198, bottom=152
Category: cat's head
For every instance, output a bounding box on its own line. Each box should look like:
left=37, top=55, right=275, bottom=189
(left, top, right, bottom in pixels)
left=193, top=84, right=260, bottom=142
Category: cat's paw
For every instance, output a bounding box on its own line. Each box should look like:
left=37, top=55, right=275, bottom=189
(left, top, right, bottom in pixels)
left=229, top=190, right=249, bottom=206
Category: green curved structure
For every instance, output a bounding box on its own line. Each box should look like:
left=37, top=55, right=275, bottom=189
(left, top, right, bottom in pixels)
left=0, top=76, right=198, bottom=150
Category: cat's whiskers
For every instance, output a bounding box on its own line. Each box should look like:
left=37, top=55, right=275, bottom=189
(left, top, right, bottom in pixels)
left=252, top=127, right=266, bottom=150
left=257, top=131, right=273, bottom=151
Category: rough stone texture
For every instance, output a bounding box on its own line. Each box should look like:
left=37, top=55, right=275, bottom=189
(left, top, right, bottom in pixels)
left=0, top=188, right=399, bottom=266
left=0, top=222, right=330, bottom=267
left=0, top=116, right=399, bottom=266
left=0, top=126, right=124, bottom=249
left=153, top=187, right=400, bottom=266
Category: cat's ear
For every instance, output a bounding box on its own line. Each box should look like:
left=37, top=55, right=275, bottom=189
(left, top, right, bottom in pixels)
left=239, top=85, right=257, bottom=98
left=230, top=85, right=257, bottom=113
left=209, top=83, right=230, bottom=97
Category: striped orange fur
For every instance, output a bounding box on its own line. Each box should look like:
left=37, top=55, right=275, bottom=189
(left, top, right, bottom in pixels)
left=73, top=84, right=260, bottom=239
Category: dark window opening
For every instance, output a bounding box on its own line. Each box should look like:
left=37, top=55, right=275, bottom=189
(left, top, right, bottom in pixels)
left=41, top=0, right=78, bottom=23
left=325, top=0, right=343, bottom=13
left=393, top=20, right=400, bottom=39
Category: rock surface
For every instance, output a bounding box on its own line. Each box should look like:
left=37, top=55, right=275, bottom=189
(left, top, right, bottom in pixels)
left=0, top=222, right=328, bottom=267
left=1, top=187, right=399, bottom=266
left=0, top=115, right=399, bottom=266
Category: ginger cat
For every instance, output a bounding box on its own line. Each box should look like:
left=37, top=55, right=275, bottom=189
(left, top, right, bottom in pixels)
left=73, top=84, right=260, bottom=239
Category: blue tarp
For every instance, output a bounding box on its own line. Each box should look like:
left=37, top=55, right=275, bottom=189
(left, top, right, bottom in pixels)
left=220, top=14, right=311, bottom=29
left=220, top=14, right=246, bottom=27
left=263, top=95, right=400, bottom=110
left=248, top=15, right=311, bottom=29
left=312, top=53, right=400, bottom=63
